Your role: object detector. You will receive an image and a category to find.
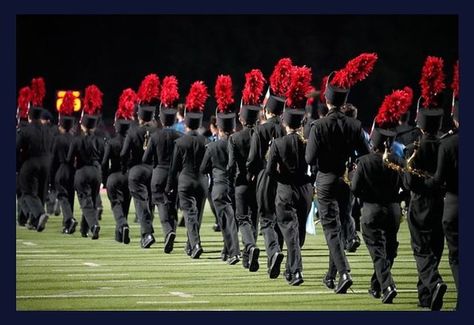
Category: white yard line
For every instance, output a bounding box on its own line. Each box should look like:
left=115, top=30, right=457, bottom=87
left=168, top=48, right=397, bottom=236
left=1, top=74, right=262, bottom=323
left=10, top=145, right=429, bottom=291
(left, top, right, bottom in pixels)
left=22, top=242, right=37, bottom=246
left=67, top=273, right=129, bottom=277
left=80, top=279, right=147, bottom=283
left=136, top=301, right=209, bottom=305
left=83, top=262, right=100, bottom=267
left=169, top=291, right=193, bottom=298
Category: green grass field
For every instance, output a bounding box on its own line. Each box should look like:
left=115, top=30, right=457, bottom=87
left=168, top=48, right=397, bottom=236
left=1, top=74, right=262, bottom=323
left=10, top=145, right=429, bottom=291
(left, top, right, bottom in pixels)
left=16, top=194, right=457, bottom=311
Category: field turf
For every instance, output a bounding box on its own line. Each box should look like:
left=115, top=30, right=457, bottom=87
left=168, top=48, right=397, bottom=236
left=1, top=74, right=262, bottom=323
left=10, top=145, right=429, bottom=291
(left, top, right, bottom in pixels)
left=16, top=194, right=457, bottom=311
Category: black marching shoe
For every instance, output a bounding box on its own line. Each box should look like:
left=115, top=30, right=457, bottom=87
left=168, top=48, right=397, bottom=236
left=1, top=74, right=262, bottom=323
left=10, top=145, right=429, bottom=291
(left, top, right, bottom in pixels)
left=91, top=225, right=100, bottom=240
left=67, top=218, right=78, bottom=235
left=346, top=236, right=361, bottom=253
left=227, top=255, right=240, bottom=265
left=141, top=234, right=155, bottom=248
left=323, top=273, right=336, bottom=290
left=36, top=214, right=49, bottom=232
left=284, top=270, right=292, bottom=283
left=417, top=301, right=430, bottom=309
left=268, top=252, right=284, bottom=279
left=248, top=246, right=260, bottom=272
left=220, top=249, right=228, bottom=262
left=115, top=229, right=123, bottom=243
left=381, top=285, right=398, bottom=304
left=289, top=271, right=304, bottom=286
left=191, top=244, right=203, bottom=259
left=122, top=226, right=130, bottom=244
left=431, top=282, right=447, bottom=311
left=212, top=223, right=221, bottom=232
left=164, top=232, right=176, bottom=253
left=335, top=273, right=353, bottom=294
left=25, top=219, right=37, bottom=230
left=368, top=287, right=382, bottom=299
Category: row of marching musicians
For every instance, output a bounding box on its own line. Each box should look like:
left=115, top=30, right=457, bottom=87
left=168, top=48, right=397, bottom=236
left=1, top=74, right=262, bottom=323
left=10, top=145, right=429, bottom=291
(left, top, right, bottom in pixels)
left=16, top=54, right=458, bottom=311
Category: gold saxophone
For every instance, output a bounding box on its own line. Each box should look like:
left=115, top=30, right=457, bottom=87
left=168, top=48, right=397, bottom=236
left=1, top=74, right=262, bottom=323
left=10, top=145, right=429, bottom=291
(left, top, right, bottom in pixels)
left=383, top=140, right=431, bottom=178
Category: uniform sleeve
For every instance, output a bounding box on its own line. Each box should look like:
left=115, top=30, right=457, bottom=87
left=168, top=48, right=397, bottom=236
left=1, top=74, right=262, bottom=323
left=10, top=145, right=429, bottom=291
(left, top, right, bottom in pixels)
left=166, top=143, right=182, bottom=192
left=227, top=136, right=236, bottom=180
left=51, top=137, right=60, bottom=176
left=142, top=136, right=154, bottom=165
left=350, top=160, right=366, bottom=199
left=305, top=125, right=318, bottom=165
left=200, top=145, right=213, bottom=175
left=120, top=134, right=131, bottom=173
left=265, top=141, right=280, bottom=182
left=355, top=128, right=370, bottom=158
left=424, top=143, right=447, bottom=190
left=101, top=141, right=111, bottom=168
left=246, top=130, right=262, bottom=176
left=66, top=137, right=77, bottom=164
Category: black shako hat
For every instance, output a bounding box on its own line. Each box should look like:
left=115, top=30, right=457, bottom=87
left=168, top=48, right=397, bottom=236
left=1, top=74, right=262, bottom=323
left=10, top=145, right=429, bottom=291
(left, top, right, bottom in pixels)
left=370, top=127, right=397, bottom=151
left=184, top=110, right=203, bottom=130
left=239, top=103, right=260, bottom=126
left=28, top=106, right=43, bottom=120
left=324, top=72, right=350, bottom=108
left=137, top=105, right=155, bottom=122
left=159, top=105, right=178, bottom=127
left=59, top=116, right=75, bottom=131
left=415, top=96, right=444, bottom=134
left=263, top=87, right=285, bottom=115
left=115, top=119, right=131, bottom=135
left=81, top=114, right=99, bottom=129
left=216, top=105, right=236, bottom=133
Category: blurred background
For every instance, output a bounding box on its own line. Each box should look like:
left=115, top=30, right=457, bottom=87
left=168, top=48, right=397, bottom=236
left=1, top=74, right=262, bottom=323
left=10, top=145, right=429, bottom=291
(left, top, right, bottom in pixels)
left=16, top=15, right=458, bottom=130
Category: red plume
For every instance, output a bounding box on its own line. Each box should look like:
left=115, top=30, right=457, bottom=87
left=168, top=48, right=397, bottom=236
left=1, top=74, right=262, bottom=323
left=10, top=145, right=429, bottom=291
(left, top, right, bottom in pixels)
left=30, top=77, right=46, bottom=107
left=375, top=87, right=414, bottom=129
left=17, top=86, right=31, bottom=119
left=269, top=58, right=293, bottom=97
left=83, top=84, right=103, bottom=115
left=242, top=69, right=266, bottom=105
left=331, top=53, right=378, bottom=89
left=214, top=75, right=234, bottom=113
left=59, top=91, right=75, bottom=116
left=419, top=56, right=446, bottom=108
left=319, top=75, right=329, bottom=102
left=137, top=74, right=160, bottom=105
left=451, top=60, right=459, bottom=99
left=160, top=76, right=179, bottom=108
left=117, top=88, right=137, bottom=120
left=185, top=81, right=208, bottom=112
left=285, top=66, right=313, bottom=108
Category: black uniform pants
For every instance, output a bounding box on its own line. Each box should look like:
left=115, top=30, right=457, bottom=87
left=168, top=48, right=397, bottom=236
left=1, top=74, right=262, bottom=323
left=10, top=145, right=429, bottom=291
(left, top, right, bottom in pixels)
left=256, top=169, right=284, bottom=266
left=327, top=179, right=358, bottom=278
left=16, top=174, right=28, bottom=225
left=55, top=164, right=75, bottom=227
left=151, top=166, right=178, bottom=238
left=275, top=183, right=312, bottom=274
left=107, top=171, right=131, bottom=231
left=74, top=165, right=101, bottom=230
left=235, top=183, right=258, bottom=255
left=208, top=181, right=219, bottom=225
left=212, top=182, right=240, bottom=257
left=443, top=193, right=458, bottom=292
left=408, top=193, right=445, bottom=304
left=129, top=164, right=153, bottom=236
left=178, top=175, right=207, bottom=250
left=316, top=172, right=350, bottom=275
left=19, top=157, right=50, bottom=223
left=361, top=202, right=400, bottom=292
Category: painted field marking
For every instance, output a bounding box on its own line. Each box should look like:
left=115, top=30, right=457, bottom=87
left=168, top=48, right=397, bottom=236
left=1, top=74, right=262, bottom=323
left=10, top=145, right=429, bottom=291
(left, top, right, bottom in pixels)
left=80, top=279, right=148, bottom=283
left=67, top=273, right=129, bottom=277
left=17, top=250, right=57, bottom=254
left=22, top=242, right=37, bottom=246
left=136, top=301, right=209, bottom=305
left=169, top=291, right=193, bottom=298
left=17, top=254, right=69, bottom=258
left=17, top=289, right=420, bottom=300
left=83, top=262, right=100, bottom=267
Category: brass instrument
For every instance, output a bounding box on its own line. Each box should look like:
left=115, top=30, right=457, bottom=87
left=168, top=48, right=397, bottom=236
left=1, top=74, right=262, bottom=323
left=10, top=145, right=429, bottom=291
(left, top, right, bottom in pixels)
left=383, top=140, right=431, bottom=178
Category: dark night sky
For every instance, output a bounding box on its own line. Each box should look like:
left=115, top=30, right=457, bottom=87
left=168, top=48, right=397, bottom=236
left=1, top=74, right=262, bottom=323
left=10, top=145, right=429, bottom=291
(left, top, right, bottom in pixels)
left=16, top=15, right=458, bottom=129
